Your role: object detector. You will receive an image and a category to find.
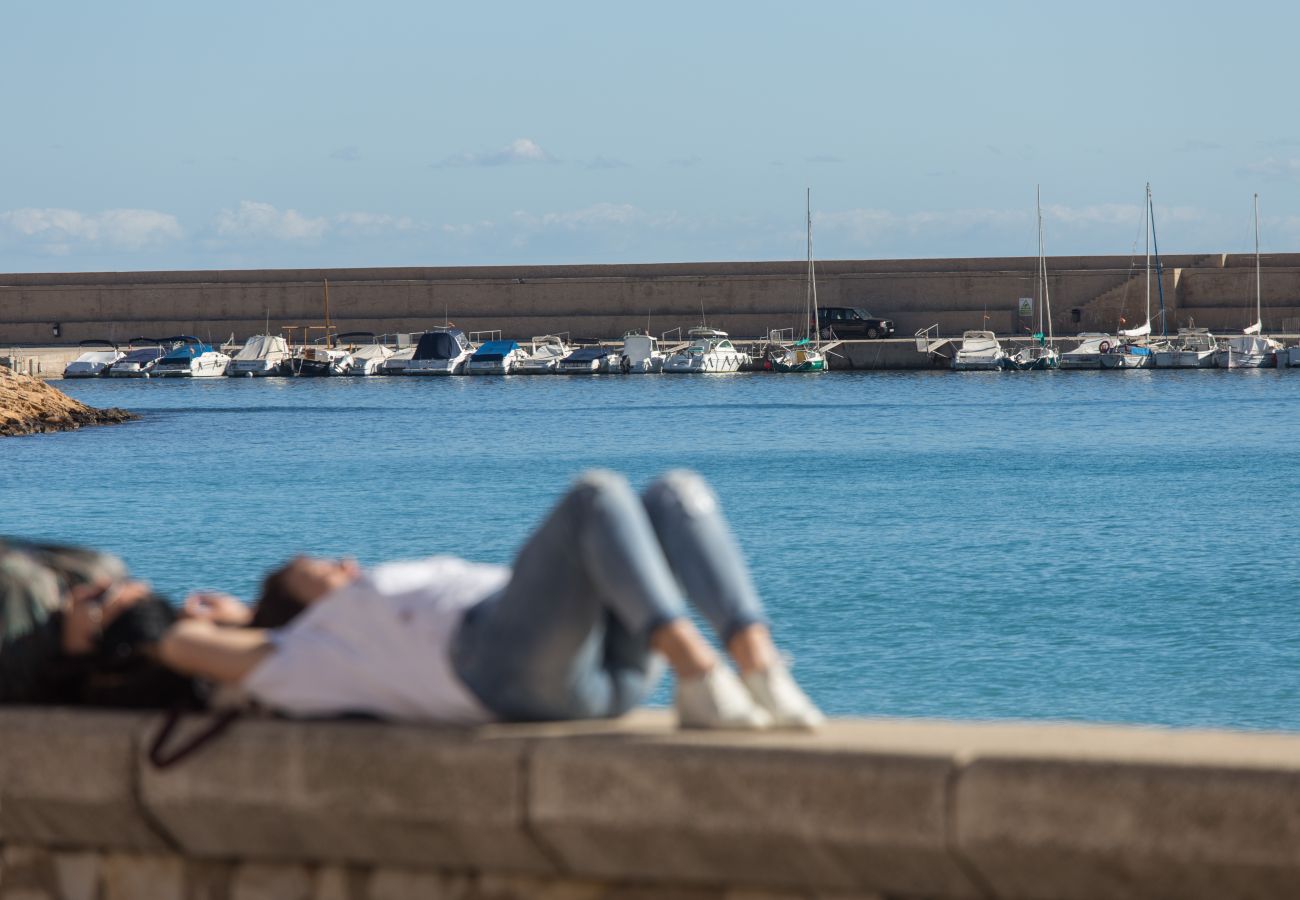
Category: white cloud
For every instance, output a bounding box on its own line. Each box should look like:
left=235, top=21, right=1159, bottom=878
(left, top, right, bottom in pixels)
left=215, top=201, right=329, bottom=241
left=0, top=207, right=182, bottom=251
left=1242, top=157, right=1300, bottom=179
left=434, top=137, right=556, bottom=168
left=333, top=212, right=418, bottom=233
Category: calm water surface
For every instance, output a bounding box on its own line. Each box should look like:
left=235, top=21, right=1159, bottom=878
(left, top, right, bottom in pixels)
left=3, top=371, right=1299, bottom=729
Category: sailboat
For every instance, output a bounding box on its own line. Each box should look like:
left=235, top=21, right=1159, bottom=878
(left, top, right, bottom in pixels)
left=1215, top=194, right=1282, bottom=369
left=1101, top=184, right=1159, bottom=370
left=769, top=189, right=827, bottom=373
left=1004, top=186, right=1060, bottom=370
left=285, top=280, right=353, bottom=376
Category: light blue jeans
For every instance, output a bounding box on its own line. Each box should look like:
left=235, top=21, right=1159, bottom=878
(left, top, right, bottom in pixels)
left=451, top=470, right=765, bottom=721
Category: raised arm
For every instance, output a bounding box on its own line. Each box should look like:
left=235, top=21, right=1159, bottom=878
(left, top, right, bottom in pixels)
left=158, top=619, right=274, bottom=684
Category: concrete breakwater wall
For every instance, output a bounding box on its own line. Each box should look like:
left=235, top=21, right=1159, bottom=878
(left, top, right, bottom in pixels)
left=4, top=708, right=1300, bottom=900
left=4, top=254, right=1300, bottom=347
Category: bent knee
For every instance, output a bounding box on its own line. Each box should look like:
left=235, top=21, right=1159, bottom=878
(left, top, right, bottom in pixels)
left=567, top=469, right=636, bottom=511
left=643, top=469, right=718, bottom=519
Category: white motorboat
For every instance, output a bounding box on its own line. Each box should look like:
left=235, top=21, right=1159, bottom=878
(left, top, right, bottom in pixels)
left=466, top=339, right=528, bottom=375
left=662, top=327, right=748, bottom=373
left=515, top=335, right=571, bottom=374
left=1059, top=334, right=1117, bottom=369
left=336, top=332, right=393, bottom=376
left=951, top=331, right=1007, bottom=371
left=153, top=337, right=231, bottom=378
left=406, top=328, right=472, bottom=376
left=1153, top=328, right=1218, bottom=368
left=1278, top=346, right=1300, bottom=369
left=616, top=332, right=665, bottom=373
left=62, top=341, right=123, bottom=378
left=229, top=334, right=290, bottom=376
left=379, top=345, right=417, bottom=375
left=106, top=340, right=169, bottom=378
left=1215, top=194, right=1281, bottom=370
left=558, top=343, right=617, bottom=373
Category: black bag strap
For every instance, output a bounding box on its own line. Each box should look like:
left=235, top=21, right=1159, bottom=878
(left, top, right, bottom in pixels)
left=147, top=708, right=241, bottom=769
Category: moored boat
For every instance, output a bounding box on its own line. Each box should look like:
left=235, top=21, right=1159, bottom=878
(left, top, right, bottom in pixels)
left=515, top=335, right=571, bottom=374
left=466, top=340, right=527, bottom=375
left=616, top=332, right=665, bottom=373
left=405, top=328, right=472, bottom=376
left=229, top=334, right=291, bottom=377
left=1153, top=328, right=1218, bottom=368
left=769, top=189, right=828, bottom=373
left=1002, top=187, right=1060, bottom=371
left=1215, top=194, right=1281, bottom=370
left=62, top=340, right=123, bottom=378
left=951, top=331, right=1006, bottom=371
left=662, top=327, right=748, bottom=373
left=558, top=344, right=617, bottom=374
left=337, top=333, right=393, bottom=376
left=1059, top=334, right=1117, bottom=370
left=287, top=343, right=353, bottom=377
left=106, top=339, right=169, bottom=378
left=153, top=337, right=231, bottom=378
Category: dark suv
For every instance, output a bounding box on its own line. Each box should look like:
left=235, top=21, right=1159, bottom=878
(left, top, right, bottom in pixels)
left=817, top=307, right=895, bottom=339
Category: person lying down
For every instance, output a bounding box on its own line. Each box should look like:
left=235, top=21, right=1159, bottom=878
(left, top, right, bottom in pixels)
left=162, top=469, right=823, bottom=730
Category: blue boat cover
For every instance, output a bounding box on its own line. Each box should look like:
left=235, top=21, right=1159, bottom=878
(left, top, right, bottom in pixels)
left=413, top=330, right=467, bottom=360
left=120, top=347, right=166, bottom=363
left=161, top=342, right=214, bottom=361
left=472, top=340, right=520, bottom=361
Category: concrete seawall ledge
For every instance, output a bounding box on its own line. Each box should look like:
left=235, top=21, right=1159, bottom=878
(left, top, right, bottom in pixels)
left=3, top=710, right=1300, bottom=899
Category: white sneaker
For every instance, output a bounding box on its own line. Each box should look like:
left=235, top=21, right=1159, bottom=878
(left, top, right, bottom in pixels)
left=741, top=663, right=825, bottom=730
left=676, top=665, right=774, bottom=730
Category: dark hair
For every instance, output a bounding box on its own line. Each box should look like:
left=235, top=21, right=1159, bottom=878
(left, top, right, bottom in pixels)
left=85, top=593, right=202, bottom=710
left=250, top=561, right=308, bottom=628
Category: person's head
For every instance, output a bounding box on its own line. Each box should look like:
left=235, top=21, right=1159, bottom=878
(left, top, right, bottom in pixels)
left=251, top=556, right=360, bottom=628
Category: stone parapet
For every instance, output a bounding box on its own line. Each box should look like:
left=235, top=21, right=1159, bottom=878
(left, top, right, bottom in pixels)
left=2, top=709, right=1300, bottom=899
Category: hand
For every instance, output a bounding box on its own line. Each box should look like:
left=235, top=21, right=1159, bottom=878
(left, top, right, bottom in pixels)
left=62, top=580, right=151, bottom=656
left=183, top=592, right=253, bottom=627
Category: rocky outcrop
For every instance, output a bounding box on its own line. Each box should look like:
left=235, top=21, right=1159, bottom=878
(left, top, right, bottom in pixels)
left=0, top=367, right=135, bottom=436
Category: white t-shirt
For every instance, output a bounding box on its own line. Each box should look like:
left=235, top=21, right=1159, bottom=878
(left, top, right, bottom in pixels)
left=242, top=556, right=508, bottom=724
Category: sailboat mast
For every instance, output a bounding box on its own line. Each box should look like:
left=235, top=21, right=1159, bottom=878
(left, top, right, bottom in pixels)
left=1255, top=193, right=1261, bottom=328
left=323, top=278, right=333, bottom=346
left=806, top=188, right=816, bottom=345
left=1037, top=186, right=1053, bottom=343
left=1144, top=183, right=1151, bottom=332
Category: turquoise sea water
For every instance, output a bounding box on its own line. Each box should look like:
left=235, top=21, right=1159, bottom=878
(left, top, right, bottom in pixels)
left=3, top=371, right=1299, bottom=730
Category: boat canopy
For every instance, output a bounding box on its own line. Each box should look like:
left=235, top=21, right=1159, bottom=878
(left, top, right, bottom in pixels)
left=413, top=329, right=467, bottom=360
left=161, top=342, right=214, bottom=362
left=118, top=347, right=166, bottom=364
left=563, top=347, right=611, bottom=362
left=234, top=335, right=289, bottom=361
left=1119, top=321, right=1152, bottom=338
left=471, top=340, right=520, bottom=361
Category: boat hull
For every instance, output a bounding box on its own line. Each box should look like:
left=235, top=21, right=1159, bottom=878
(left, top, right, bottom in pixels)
left=1215, top=349, right=1275, bottom=369
left=1099, top=352, right=1153, bottom=370
left=663, top=353, right=746, bottom=373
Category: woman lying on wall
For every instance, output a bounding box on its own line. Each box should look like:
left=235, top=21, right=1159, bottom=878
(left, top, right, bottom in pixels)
left=161, top=469, right=823, bottom=730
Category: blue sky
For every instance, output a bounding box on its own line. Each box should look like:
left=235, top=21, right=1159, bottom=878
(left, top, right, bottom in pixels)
left=2, top=0, right=1298, bottom=272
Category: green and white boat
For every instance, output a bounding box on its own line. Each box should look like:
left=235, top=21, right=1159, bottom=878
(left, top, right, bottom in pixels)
left=769, top=189, right=828, bottom=373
